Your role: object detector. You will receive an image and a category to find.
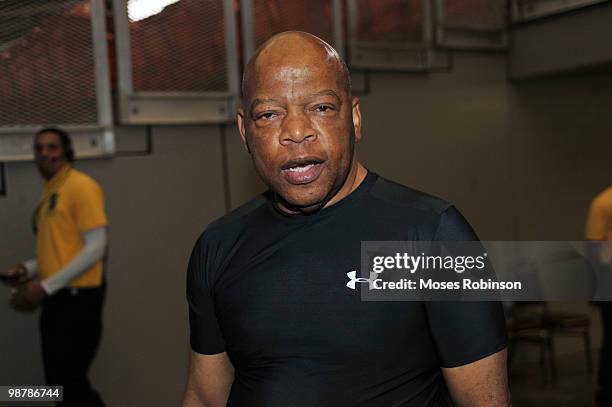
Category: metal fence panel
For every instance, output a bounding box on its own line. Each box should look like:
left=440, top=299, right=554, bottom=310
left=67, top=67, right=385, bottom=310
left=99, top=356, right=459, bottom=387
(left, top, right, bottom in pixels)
left=356, top=0, right=425, bottom=44
left=241, top=0, right=344, bottom=61
left=130, top=0, right=227, bottom=92
left=348, top=0, right=450, bottom=71
left=0, top=0, right=114, bottom=161
left=114, top=0, right=239, bottom=124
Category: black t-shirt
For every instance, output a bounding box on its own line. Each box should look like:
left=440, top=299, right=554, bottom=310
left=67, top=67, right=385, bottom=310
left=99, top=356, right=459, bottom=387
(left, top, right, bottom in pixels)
left=187, top=171, right=507, bottom=407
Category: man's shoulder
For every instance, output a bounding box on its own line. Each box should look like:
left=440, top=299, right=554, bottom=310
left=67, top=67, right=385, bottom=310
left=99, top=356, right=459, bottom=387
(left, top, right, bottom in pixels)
left=369, top=174, right=451, bottom=217
left=593, top=186, right=612, bottom=209
left=203, top=193, right=268, bottom=238
left=367, top=174, right=478, bottom=241
left=67, top=168, right=103, bottom=192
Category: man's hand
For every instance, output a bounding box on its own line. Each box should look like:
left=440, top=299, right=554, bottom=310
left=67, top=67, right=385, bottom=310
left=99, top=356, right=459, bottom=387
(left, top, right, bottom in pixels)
left=1, top=264, right=29, bottom=286
left=442, top=348, right=511, bottom=407
left=9, top=280, right=47, bottom=312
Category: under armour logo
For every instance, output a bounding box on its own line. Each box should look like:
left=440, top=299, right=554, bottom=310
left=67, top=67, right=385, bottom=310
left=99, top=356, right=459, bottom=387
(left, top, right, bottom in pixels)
left=346, top=270, right=378, bottom=290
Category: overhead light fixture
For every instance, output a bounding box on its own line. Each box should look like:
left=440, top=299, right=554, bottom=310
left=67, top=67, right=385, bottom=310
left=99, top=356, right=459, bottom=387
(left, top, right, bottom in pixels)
left=127, top=0, right=181, bottom=22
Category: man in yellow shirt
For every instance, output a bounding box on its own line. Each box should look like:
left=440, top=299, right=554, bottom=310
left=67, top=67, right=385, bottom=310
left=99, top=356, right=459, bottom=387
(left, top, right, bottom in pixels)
left=1, top=127, right=108, bottom=407
left=586, top=186, right=612, bottom=407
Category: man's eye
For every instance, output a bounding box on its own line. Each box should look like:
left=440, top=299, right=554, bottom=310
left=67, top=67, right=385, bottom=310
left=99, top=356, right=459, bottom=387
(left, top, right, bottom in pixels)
left=314, top=105, right=334, bottom=113
left=256, top=112, right=278, bottom=120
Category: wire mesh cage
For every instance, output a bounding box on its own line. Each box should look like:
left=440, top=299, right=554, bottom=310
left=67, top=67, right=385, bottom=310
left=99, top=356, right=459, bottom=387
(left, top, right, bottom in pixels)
left=241, top=0, right=344, bottom=61
left=0, top=0, right=114, bottom=161
left=0, top=1, right=96, bottom=126
left=129, top=0, right=228, bottom=92
left=348, top=0, right=450, bottom=70
left=113, top=0, right=240, bottom=124
left=435, top=0, right=507, bottom=50
left=510, top=0, right=607, bottom=21
left=357, top=0, right=425, bottom=44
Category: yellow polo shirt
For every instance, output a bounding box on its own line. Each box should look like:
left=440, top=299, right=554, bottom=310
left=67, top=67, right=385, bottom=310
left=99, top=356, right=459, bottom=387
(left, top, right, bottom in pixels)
left=586, top=186, right=612, bottom=264
left=36, top=165, right=107, bottom=288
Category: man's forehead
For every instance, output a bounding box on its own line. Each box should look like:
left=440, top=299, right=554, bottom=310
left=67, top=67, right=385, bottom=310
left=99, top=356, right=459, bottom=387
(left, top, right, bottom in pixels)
left=251, top=62, right=338, bottom=85
left=34, top=132, right=61, bottom=144
left=268, top=65, right=324, bottom=80
left=246, top=59, right=345, bottom=102
left=243, top=32, right=348, bottom=99
left=250, top=89, right=341, bottom=109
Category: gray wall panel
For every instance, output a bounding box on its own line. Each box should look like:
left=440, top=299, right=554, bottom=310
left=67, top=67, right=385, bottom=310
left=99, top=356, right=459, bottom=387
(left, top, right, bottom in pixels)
left=222, top=124, right=266, bottom=210
left=358, top=54, right=515, bottom=239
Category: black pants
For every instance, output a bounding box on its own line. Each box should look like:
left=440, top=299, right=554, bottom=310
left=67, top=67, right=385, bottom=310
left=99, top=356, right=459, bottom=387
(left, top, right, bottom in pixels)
left=40, top=285, right=106, bottom=407
left=599, top=302, right=612, bottom=407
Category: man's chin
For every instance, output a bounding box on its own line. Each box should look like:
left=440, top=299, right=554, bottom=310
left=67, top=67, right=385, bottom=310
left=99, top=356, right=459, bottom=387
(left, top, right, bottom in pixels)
left=36, top=166, right=58, bottom=179
left=276, top=191, right=329, bottom=214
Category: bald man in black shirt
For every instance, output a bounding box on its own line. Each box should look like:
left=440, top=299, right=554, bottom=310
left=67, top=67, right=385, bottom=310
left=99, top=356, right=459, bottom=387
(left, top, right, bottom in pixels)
left=182, top=31, right=510, bottom=407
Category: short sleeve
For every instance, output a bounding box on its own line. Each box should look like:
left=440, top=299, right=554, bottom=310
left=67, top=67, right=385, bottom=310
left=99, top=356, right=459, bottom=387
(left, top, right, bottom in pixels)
left=187, top=233, right=226, bottom=354
left=425, top=205, right=508, bottom=368
left=72, top=178, right=107, bottom=232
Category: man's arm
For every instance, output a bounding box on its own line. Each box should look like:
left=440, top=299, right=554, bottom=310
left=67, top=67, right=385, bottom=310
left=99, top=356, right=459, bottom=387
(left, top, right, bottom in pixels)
left=40, top=226, right=107, bottom=294
left=441, top=348, right=511, bottom=407
left=182, top=351, right=234, bottom=407
left=9, top=227, right=107, bottom=312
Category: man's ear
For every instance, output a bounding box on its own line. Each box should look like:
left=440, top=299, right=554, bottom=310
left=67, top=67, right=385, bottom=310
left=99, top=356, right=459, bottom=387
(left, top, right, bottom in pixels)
left=351, top=97, right=362, bottom=143
left=236, top=107, right=251, bottom=154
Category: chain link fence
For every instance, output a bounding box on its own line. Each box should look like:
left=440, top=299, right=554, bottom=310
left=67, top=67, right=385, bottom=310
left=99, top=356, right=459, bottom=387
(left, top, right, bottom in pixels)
left=251, top=0, right=335, bottom=48
left=128, top=0, right=228, bottom=92
left=0, top=0, right=99, bottom=127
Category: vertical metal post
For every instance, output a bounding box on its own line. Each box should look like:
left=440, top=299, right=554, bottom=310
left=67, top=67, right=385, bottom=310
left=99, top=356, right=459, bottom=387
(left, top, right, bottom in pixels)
left=91, top=0, right=113, bottom=126
left=240, top=0, right=256, bottom=62
left=346, top=0, right=358, bottom=66
left=224, top=0, right=240, bottom=96
left=331, top=0, right=345, bottom=58
left=112, top=0, right=134, bottom=123
left=90, top=0, right=115, bottom=153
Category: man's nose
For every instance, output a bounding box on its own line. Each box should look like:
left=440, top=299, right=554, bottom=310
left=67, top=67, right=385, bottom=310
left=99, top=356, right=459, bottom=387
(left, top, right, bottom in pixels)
left=35, top=147, right=50, bottom=158
left=280, top=110, right=317, bottom=145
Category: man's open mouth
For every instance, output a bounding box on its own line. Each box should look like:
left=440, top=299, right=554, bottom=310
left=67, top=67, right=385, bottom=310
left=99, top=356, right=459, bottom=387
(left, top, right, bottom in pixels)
left=281, top=157, right=325, bottom=185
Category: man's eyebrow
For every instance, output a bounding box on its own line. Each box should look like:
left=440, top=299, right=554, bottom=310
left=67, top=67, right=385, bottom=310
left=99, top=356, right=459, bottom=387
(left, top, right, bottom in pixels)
left=308, top=89, right=341, bottom=103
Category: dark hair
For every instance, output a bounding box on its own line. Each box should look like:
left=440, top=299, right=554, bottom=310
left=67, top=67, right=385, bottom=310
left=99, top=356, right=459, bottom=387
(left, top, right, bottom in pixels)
left=35, top=127, right=75, bottom=162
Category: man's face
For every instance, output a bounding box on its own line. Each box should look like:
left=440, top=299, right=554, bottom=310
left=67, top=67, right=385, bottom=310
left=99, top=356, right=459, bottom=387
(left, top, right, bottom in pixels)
left=33, top=132, right=67, bottom=179
left=238, top=53, right=362, bottom=212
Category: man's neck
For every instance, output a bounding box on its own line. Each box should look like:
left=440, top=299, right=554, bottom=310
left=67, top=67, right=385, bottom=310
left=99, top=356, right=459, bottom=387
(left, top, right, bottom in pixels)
left=44, top=163, right=70, bottom=181
left=322, top=161, right=368, bottom=209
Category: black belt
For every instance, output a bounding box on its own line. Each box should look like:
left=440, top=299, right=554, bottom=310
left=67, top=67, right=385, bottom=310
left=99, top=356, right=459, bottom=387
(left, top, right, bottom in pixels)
left=54, top=284, right=104, bottom=297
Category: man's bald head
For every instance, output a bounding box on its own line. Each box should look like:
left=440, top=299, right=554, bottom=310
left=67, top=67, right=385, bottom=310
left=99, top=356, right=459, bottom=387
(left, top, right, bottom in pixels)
left=242, top=31, right=351, bottom=102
